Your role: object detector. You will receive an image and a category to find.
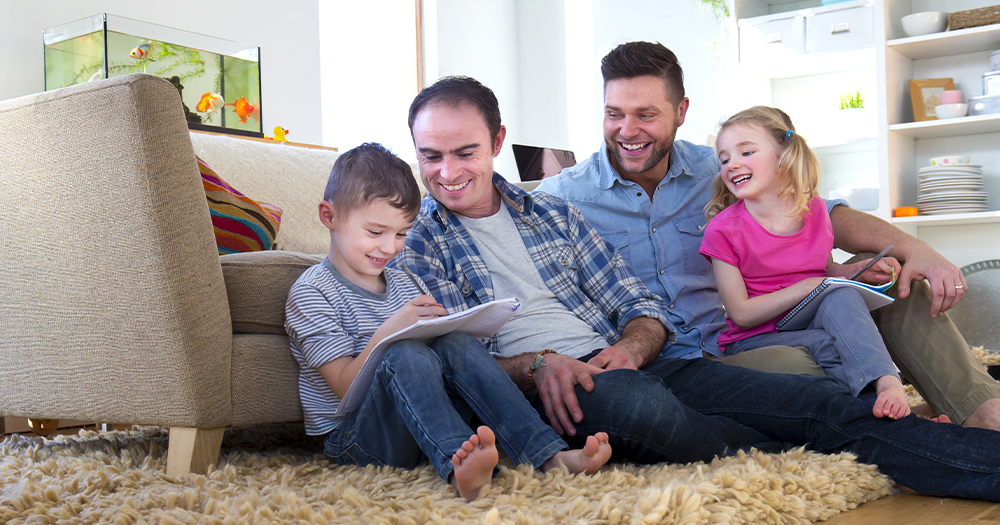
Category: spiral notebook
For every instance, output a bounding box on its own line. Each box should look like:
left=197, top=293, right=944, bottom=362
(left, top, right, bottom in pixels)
left=776, top=279, right=894, bottom=331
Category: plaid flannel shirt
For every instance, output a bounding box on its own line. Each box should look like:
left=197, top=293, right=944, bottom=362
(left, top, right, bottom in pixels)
left=394, top=174, right=674, bottom=355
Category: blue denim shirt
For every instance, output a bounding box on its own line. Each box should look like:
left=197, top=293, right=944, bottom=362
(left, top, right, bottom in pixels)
left=535, top=141, right=724, bottom=359
left=394, top=174, right=673, bottom=356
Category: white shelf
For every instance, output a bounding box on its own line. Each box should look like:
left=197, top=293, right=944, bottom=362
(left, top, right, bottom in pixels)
left=741, top=47, right=875, bottom=79
left=888, top=113, right=1000, bottom=139
left=887, top=23, right=1000, bottom=60
left=892, top=210, right=1000, bottom=227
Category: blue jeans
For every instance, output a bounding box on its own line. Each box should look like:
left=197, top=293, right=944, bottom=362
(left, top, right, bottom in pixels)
left=323, top=332, right=566, bottom=481
left=726, top=287, right=900, bottom=396
left=638, top=357, right=1000, bottom=501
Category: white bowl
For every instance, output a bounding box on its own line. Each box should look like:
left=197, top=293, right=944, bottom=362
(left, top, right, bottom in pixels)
left=929, top=155, right=971, bottom=166
left=901, top=12, right=949, bottom=37
left=935, top=103, right=968, bottom=119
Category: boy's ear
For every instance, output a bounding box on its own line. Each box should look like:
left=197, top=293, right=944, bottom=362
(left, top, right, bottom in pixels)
left=318, top=201, right=338, bottom=229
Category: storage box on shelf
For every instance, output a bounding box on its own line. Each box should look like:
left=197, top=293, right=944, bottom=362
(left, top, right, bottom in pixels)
left=880, top=0, right=1000, bottom=266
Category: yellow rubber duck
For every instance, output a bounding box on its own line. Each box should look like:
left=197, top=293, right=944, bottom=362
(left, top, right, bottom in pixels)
left=266, top=126, right=290, bottom=142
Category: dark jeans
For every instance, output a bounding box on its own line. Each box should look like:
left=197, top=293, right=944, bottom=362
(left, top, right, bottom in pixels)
left=527, top=352, right=1000, bottom=501
left=324, top=332, right=566, bottom=481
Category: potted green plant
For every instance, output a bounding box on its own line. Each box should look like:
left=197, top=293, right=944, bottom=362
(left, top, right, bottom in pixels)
left=838, top=89, right=866, bottom=110
left=836, top=89, right=874, bottom=139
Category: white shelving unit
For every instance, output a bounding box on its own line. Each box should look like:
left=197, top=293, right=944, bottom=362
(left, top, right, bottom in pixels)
left=879, top=0, right=1000, bottom=266
left=733, top=0, right=1000, bottom=267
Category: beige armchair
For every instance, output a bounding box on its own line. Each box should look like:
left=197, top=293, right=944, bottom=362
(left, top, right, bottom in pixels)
left=0, top=73, right=340, bottom=475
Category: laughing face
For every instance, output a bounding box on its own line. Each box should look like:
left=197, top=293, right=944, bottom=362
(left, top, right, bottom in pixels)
left=411, top=101, right=505, bottom=219
left=603, top=75, right=689, bottom=187
left=715, top=122, right=784, bottom=203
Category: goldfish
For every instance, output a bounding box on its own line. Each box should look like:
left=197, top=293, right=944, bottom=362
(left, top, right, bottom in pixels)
left=228, top=96, right=258, bottom=124
left=196, top=92, right=224, bottom=117
left=130, top=43, right=155, bottom=61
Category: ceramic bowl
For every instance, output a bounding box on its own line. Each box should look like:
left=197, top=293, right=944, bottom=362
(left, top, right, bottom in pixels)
left=901, top=12, right=949, bottom=37
left=929, top=155, right=971, bottom=166
left=935, top=103, right=968, bottom=119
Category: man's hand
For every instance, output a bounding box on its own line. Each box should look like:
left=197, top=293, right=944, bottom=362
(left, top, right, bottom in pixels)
left=896, top=250, right=967, bottom=317
left=587, top=346, right=640, bottom=371
left=531, top=354, right=605, bottom=436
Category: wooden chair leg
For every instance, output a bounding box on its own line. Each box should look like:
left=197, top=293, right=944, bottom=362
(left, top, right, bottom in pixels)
left=28, top=418, right=59, bottom=436
left=166, top=426, right=226, bottom=477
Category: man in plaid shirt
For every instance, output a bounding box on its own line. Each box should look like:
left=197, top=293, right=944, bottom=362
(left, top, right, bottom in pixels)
left=390, top=75, right=1000, bottom=501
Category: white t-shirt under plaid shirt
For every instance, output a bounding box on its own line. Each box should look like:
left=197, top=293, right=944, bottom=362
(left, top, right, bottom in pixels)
left=285, top=257, right=420, bottom=436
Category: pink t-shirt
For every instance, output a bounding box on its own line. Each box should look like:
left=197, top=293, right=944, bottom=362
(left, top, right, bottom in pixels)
left=699, top=196, right=833, bottom=350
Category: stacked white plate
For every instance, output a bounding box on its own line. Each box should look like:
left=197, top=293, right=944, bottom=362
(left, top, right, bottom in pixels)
left=916, top=164, right=989, bottom=215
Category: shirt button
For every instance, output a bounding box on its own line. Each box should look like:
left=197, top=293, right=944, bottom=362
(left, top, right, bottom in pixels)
left=701, top=341, right=706, bottom=347
left=651, top=227, right=657, bottom=233
left=659, top=269, right=664, bottom=275
left=668, top=303, right=674, bottom=308
left=636, top=192, right=642, bottom=197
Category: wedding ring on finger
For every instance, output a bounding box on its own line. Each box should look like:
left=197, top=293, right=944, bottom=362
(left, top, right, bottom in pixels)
left=956, top=285, right=965, bottom=290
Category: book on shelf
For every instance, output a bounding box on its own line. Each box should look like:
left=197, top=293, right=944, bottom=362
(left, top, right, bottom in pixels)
left=776, top=279, right=894, bottom=332
left=335, top=297, right=521, bottom=416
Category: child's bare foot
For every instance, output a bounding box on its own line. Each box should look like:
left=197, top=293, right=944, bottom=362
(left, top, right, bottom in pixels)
left=910, top=403, right=953, bottom=423
left=872, top=375, right=911, bottom=419
left=541, top=432, right=612, bottom=474
left=450, top=426, right=498, bottom=501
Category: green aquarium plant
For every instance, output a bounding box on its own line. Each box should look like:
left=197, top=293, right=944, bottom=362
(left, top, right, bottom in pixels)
left=838, top=89, right=866, bottom=110
left=697, top=0, right=732, bottom=65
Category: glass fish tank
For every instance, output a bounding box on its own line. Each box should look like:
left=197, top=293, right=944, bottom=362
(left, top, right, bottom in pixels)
left=44, top=13, right=262, bottom=136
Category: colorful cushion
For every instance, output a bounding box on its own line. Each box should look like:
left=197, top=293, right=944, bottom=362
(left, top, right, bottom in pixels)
left=198, top=155, right=283, bottom=254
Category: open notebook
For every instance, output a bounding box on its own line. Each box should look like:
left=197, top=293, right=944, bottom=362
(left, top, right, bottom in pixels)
left=335, top=297, right=521, bottom=416
left=776, top=279, right=894, bottom=331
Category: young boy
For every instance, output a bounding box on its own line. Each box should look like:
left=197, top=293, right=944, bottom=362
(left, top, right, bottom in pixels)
left=285, top=143, right=612, bottom=501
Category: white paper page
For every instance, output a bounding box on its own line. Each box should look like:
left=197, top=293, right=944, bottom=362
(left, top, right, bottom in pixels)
left=335, top=297, right=521, bottom=416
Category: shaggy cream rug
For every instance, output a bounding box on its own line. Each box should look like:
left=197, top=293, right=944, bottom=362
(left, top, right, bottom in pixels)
left=2, top=348, right=995, bottom=524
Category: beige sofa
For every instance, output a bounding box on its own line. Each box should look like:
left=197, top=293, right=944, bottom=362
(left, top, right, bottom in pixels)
left=0, top=73, right=361, bottom=475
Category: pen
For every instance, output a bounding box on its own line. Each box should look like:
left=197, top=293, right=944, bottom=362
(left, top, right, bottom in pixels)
left=848, top=244, right=893, bottom=281
left=400, top=261, right=433, bottom=296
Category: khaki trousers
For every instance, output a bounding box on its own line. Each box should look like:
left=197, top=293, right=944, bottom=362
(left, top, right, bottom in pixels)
left=708, top=261, right=1000, bottom=423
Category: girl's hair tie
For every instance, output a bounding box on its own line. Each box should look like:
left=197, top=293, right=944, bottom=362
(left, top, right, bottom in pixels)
left=785, top=129, right=795, bottom=138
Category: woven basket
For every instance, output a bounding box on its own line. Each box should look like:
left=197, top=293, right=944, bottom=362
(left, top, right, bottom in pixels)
left=948, top=5, right=1000, bottom=30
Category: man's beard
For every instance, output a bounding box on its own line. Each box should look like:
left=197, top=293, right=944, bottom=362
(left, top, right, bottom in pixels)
left=607, top=138, right=670, bottom=175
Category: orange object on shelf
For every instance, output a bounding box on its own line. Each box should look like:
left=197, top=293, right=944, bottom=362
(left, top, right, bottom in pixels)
left=894, top=206, right=918, bottom=217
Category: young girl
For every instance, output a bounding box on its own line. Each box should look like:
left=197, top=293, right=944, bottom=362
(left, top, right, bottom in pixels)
left=699, top=106, right=910, bottom=420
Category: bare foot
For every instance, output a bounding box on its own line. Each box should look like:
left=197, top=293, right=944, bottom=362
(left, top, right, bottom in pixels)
left=931, top=414, right=952, bottom=424
left=962, top=397, right=1000, bottom=431
left=540, top=432, right=612, bottom=474
left=449, top=426, right=498, bottom=501
left=872, top=375, right=911, bottom=419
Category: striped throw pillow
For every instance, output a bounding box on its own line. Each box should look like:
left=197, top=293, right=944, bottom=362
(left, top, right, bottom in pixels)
left=198, top=155, right=283, bottom=254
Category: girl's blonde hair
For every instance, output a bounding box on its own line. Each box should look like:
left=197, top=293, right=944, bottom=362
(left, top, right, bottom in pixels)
left=704, top=106, right=820, bottom=219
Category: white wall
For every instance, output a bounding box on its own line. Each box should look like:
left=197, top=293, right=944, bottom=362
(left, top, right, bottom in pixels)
left=0, top=0, right=323, bottom=145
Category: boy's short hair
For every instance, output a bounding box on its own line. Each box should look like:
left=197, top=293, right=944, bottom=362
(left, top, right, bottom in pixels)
left=324, top=143, right=421, bottom=218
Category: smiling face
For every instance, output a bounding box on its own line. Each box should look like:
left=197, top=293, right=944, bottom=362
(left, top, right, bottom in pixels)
left=715, top=122, right=785, bottom=203
left=320, top=198, right=415, bottom=293
left=411, top=102, right=505, bottom=219
left=603, top=75, right=689, bottom=187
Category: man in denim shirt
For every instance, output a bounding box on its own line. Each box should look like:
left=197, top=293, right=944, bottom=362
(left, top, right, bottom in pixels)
left=393, top=74, right=1000, bottom=501
left=535, top=41, right=1000, bottom=431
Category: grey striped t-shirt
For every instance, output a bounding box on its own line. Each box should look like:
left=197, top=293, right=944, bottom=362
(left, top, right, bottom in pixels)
left=285, top=258, right=420, bottom=435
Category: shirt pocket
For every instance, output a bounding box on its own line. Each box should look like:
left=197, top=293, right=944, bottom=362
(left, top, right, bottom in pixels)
left=600, top=231, right=631, bottom=262
left=673, top=213, right=711, bottom=276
